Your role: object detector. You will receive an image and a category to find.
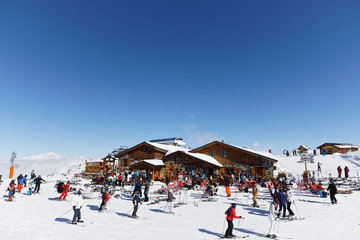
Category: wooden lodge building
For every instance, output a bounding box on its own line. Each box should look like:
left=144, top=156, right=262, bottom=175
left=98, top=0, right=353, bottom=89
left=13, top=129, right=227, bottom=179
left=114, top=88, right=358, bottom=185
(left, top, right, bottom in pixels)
left=102, top=138, right=278, bottom=181
left=190, top=141, right=278, bottom=178
left=317, top=143, right=359, bottom=155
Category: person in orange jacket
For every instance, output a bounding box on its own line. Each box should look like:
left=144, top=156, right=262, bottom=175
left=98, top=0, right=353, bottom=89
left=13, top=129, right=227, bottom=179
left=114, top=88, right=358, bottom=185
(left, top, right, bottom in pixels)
left=59, top=181, right=70, bottom=201
left=224, top=203, right=242, bottom=238
left=8, top=181, right=16, bottom=202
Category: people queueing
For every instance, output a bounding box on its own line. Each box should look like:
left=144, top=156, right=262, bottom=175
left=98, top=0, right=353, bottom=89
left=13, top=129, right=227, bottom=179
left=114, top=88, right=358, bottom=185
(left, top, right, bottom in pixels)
left=144, top=179, right=151, bottom=202
left=8, top=180, right=16, bottom=201
left=71, top=190, right=83, bottom=224
left=252, top=183, right=259, bottom=207
left=59, top=181, right=70, bottom=201
left=224, top=203, right=242, bottom=238
left=132, top=191, right=142, bottom=218
left=224, top=174, right=231, bottom=197
left=99, top=188, right=110, bottom=211
left=337, top=166, right=342, bottom=178
left=344, top=166, right=349, bottom=179
left=266, top=201, right=278, bottom=239
left=285, top=188, right=294, bottom=216
left=33, top=175, right=46, bottom=193
left=164, top=189, right=176, bottom=213
left=327, top=180, right=338, bottom=205
left=276, top=188, right=287, bottom=218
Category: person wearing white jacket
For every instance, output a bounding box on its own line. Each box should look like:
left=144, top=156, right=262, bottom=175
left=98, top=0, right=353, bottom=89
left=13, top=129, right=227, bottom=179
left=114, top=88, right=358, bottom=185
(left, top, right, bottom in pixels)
left=266, top=201, right=277, bottom=238
left=71, top=190, right=83, bottom=224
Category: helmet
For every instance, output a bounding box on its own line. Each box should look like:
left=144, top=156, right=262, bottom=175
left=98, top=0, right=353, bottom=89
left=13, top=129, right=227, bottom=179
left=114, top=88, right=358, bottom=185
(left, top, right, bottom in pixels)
left=169, top=189, right=173, bottom=193
left=38, top=175, right=41, bottom=178
left=231, top=203, right=236, bottom=208
left=77, top=190, right=82, bottom=195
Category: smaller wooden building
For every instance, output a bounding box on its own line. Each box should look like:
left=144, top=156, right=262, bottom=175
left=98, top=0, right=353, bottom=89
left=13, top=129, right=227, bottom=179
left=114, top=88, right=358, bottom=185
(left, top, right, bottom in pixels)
left=129, top=159, right=164, bottom=180
left=84, top=160, right=103, bottom=179
left=317, top=143, right=359, bottom=155
left=298, top=145, right=309, bottom=153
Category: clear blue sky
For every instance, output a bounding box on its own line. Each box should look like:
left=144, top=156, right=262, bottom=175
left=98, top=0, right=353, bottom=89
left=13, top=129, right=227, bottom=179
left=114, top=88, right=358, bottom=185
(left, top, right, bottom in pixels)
left=1, top=0, right=360, bottom=160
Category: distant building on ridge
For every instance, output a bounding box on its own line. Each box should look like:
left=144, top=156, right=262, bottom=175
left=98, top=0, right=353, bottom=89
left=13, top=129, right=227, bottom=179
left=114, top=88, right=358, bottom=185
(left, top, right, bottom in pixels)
left=317, top=143, right=359, bottom=155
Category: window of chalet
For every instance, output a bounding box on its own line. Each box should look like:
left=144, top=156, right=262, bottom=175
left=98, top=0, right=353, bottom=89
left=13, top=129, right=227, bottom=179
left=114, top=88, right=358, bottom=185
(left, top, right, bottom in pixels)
left=147, top=148, right=151, bottom=152
left=209, top=150, right=215, bottom=157
left=142, top=148, right=146, bottom=152
left=220, top=150, right=226, bottom=158
left=124, top=159, right=128, bottom=166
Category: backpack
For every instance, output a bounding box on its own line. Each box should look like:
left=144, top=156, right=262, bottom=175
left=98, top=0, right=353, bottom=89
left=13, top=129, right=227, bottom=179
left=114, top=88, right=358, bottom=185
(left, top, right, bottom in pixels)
left=57, top=182, right=65, bottom=193
left=226, top=208, right=232, bottom=216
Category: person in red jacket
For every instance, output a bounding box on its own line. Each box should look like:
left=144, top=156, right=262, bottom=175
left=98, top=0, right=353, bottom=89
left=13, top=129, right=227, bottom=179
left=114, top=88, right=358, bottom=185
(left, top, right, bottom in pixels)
left=99, top=188, right=110, bottom=211
left=59, top=181, right=70, bottom=201
left=224, top=203, right=242, bottom=238
left=337, top=166, right=342, bottom=178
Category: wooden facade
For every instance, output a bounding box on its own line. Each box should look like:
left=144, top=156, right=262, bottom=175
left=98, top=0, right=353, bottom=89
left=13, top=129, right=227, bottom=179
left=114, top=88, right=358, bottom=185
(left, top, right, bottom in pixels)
left=317, top=143, right=359, bottom=155
left=114, top=142, right=168, bottom=174
left=190, top=141, right=277, bottom=177
left=84, top=161, right=103, bottom=178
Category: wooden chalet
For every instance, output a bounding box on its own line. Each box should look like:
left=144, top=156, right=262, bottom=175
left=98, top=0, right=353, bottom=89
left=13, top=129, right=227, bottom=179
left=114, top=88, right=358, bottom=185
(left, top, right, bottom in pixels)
left=163, top=150, right=222, bottom=178
left=317, top=143, right=359, bottom=155
left=84, top=160, right=103, bottom=179
left=298, top=145, right=309, bottom=153
left=114, top=141, right=189, bottom=180
left=190, top=141, right=278, bottom=178
left=129, top=159, right=165, bottom=180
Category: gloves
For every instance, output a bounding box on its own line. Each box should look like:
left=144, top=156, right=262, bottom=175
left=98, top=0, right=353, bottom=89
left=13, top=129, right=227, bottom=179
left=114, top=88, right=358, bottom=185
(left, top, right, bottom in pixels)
left=73, top=206, right=75, bottom=210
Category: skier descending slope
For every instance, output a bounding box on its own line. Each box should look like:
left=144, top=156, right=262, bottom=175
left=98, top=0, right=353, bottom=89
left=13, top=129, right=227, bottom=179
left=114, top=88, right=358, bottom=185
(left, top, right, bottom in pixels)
left=71, top=190, right=83, bottom=224
left=327, top=180, right=338, bottom=204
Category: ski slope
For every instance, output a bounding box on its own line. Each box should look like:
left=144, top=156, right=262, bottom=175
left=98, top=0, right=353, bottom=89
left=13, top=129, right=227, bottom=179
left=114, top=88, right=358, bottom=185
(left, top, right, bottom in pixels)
left=0, top=152, right=360, bottom=240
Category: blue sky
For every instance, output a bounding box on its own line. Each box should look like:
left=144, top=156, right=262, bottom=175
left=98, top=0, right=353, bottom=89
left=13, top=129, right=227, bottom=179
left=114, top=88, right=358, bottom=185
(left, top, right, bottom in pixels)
left=1, top=0, right=360, bottom=160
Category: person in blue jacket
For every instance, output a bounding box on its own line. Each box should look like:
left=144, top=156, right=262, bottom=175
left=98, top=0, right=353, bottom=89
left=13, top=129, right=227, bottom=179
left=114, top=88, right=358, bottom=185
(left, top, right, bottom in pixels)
left=132, top=177, right=142, bottom=197
left=276, top=188, right=287, bottom=218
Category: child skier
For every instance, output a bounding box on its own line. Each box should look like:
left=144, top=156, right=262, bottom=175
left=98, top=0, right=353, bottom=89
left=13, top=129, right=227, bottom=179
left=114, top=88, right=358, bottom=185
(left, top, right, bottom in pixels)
left=164, top=189, right=176, bottom=213
left=132, top=191, right=142, bottom=218
left=8, top=181, right=16, bottom=201
left=99, top=188, right=110, bottom=211
left=224, top=203, right=242, bottom=238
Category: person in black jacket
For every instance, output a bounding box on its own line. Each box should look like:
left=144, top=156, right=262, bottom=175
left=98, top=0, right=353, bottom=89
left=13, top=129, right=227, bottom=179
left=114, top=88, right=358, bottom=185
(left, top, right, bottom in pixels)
left=33, top=175, right=46, bottom=193
left=327, top=180, right=337, bottom=204
left=144, top=180, right=151, bottom=202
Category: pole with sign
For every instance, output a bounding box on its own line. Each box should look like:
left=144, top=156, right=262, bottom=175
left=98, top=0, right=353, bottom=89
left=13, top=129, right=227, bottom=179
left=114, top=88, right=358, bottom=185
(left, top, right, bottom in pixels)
left=9, top=151, right=16, bottom=179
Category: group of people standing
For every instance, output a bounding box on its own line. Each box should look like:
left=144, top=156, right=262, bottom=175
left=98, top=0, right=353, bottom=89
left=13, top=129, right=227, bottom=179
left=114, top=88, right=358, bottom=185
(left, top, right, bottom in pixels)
left=7, top=170, right=46, bottom=201
left=337, top=166, right=350, bottom=178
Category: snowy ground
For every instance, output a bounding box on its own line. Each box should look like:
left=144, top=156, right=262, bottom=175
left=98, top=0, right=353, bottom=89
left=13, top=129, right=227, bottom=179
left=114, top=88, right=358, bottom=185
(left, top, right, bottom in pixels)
left=1, top=152, right=360, bottom=240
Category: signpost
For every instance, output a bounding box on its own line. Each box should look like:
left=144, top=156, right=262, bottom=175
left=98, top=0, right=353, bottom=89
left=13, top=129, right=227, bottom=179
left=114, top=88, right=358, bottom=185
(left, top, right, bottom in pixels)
left=9, top=151, right=16, bottom=179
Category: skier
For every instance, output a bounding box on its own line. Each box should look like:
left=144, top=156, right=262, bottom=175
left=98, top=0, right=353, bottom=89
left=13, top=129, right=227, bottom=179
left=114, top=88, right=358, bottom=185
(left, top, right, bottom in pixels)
left=285, top=188, right=294, bottom=216
left=224, top=174, right=231, bottom=197
left=59, top=181, right=70, bottom=201
left=144, top=179, right=151, bottom=202
left=27, top=178, right=34, bottom=195
left=252, top=183, right=259, bottom=207
left=337, top=166, right=342, bottom=178
left=132, top=177, right=142, bottom=197
left=164, top=189, right=176, bottom=213
left=224, top=203, right=242, bottom=238
left=8, top=180, right=16, bottom=201
left=33, top=175, right=46, bottom=193
left=17, top=175, right=26, bottom=192
left=327, top=180, right=338, bottom=204
left=276, top=188, right=287, bottom=218
left=99, top=188, right=110, bottom=211
left=132, top=191, right=142, bottom=218
left=344, top=166, right=349, bottom=179
left=317, top=162, right=322, bottom=172
left=266, top=201, right=278, bottom=239
left=30, top=170, right=36, bottom=179
left=71, top=190, right=83, bottom=224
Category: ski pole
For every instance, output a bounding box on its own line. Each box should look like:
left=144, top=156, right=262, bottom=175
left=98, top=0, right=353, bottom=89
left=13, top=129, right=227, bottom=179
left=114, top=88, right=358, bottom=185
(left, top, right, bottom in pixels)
left=58, top=208, right=73, bottom=218
left=293, top=200, right=302, bottom=219
left=222, top=216, right=226, bottom=234
left=122, top=207, right=134, bottom=217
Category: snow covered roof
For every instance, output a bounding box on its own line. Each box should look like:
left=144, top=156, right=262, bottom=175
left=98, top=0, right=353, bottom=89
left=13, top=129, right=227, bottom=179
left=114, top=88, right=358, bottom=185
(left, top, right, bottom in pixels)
left=145, top=142, right=189, bottom=155
left=228, top=143, right=279, bottom=162
left=298, top=145, right=309, bottom=150
left=170, top=151, right=223, bottom=167
left=131, top=159, right=165, bottom=167
left=317, top=143, right=359, bottom=149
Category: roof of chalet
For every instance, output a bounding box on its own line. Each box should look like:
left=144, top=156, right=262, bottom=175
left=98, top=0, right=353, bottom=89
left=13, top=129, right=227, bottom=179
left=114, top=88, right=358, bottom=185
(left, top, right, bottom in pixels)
left=191, top=141, right=279, bottom=162
left=317, top=143, right=359, bottom=149
left=130, top=159, right=165, bottom=167
left=114, top=141, right=189, bottom=158
left=298, top=145, right=309, bottom=150
left=167, top=150, right=223, bottom=168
